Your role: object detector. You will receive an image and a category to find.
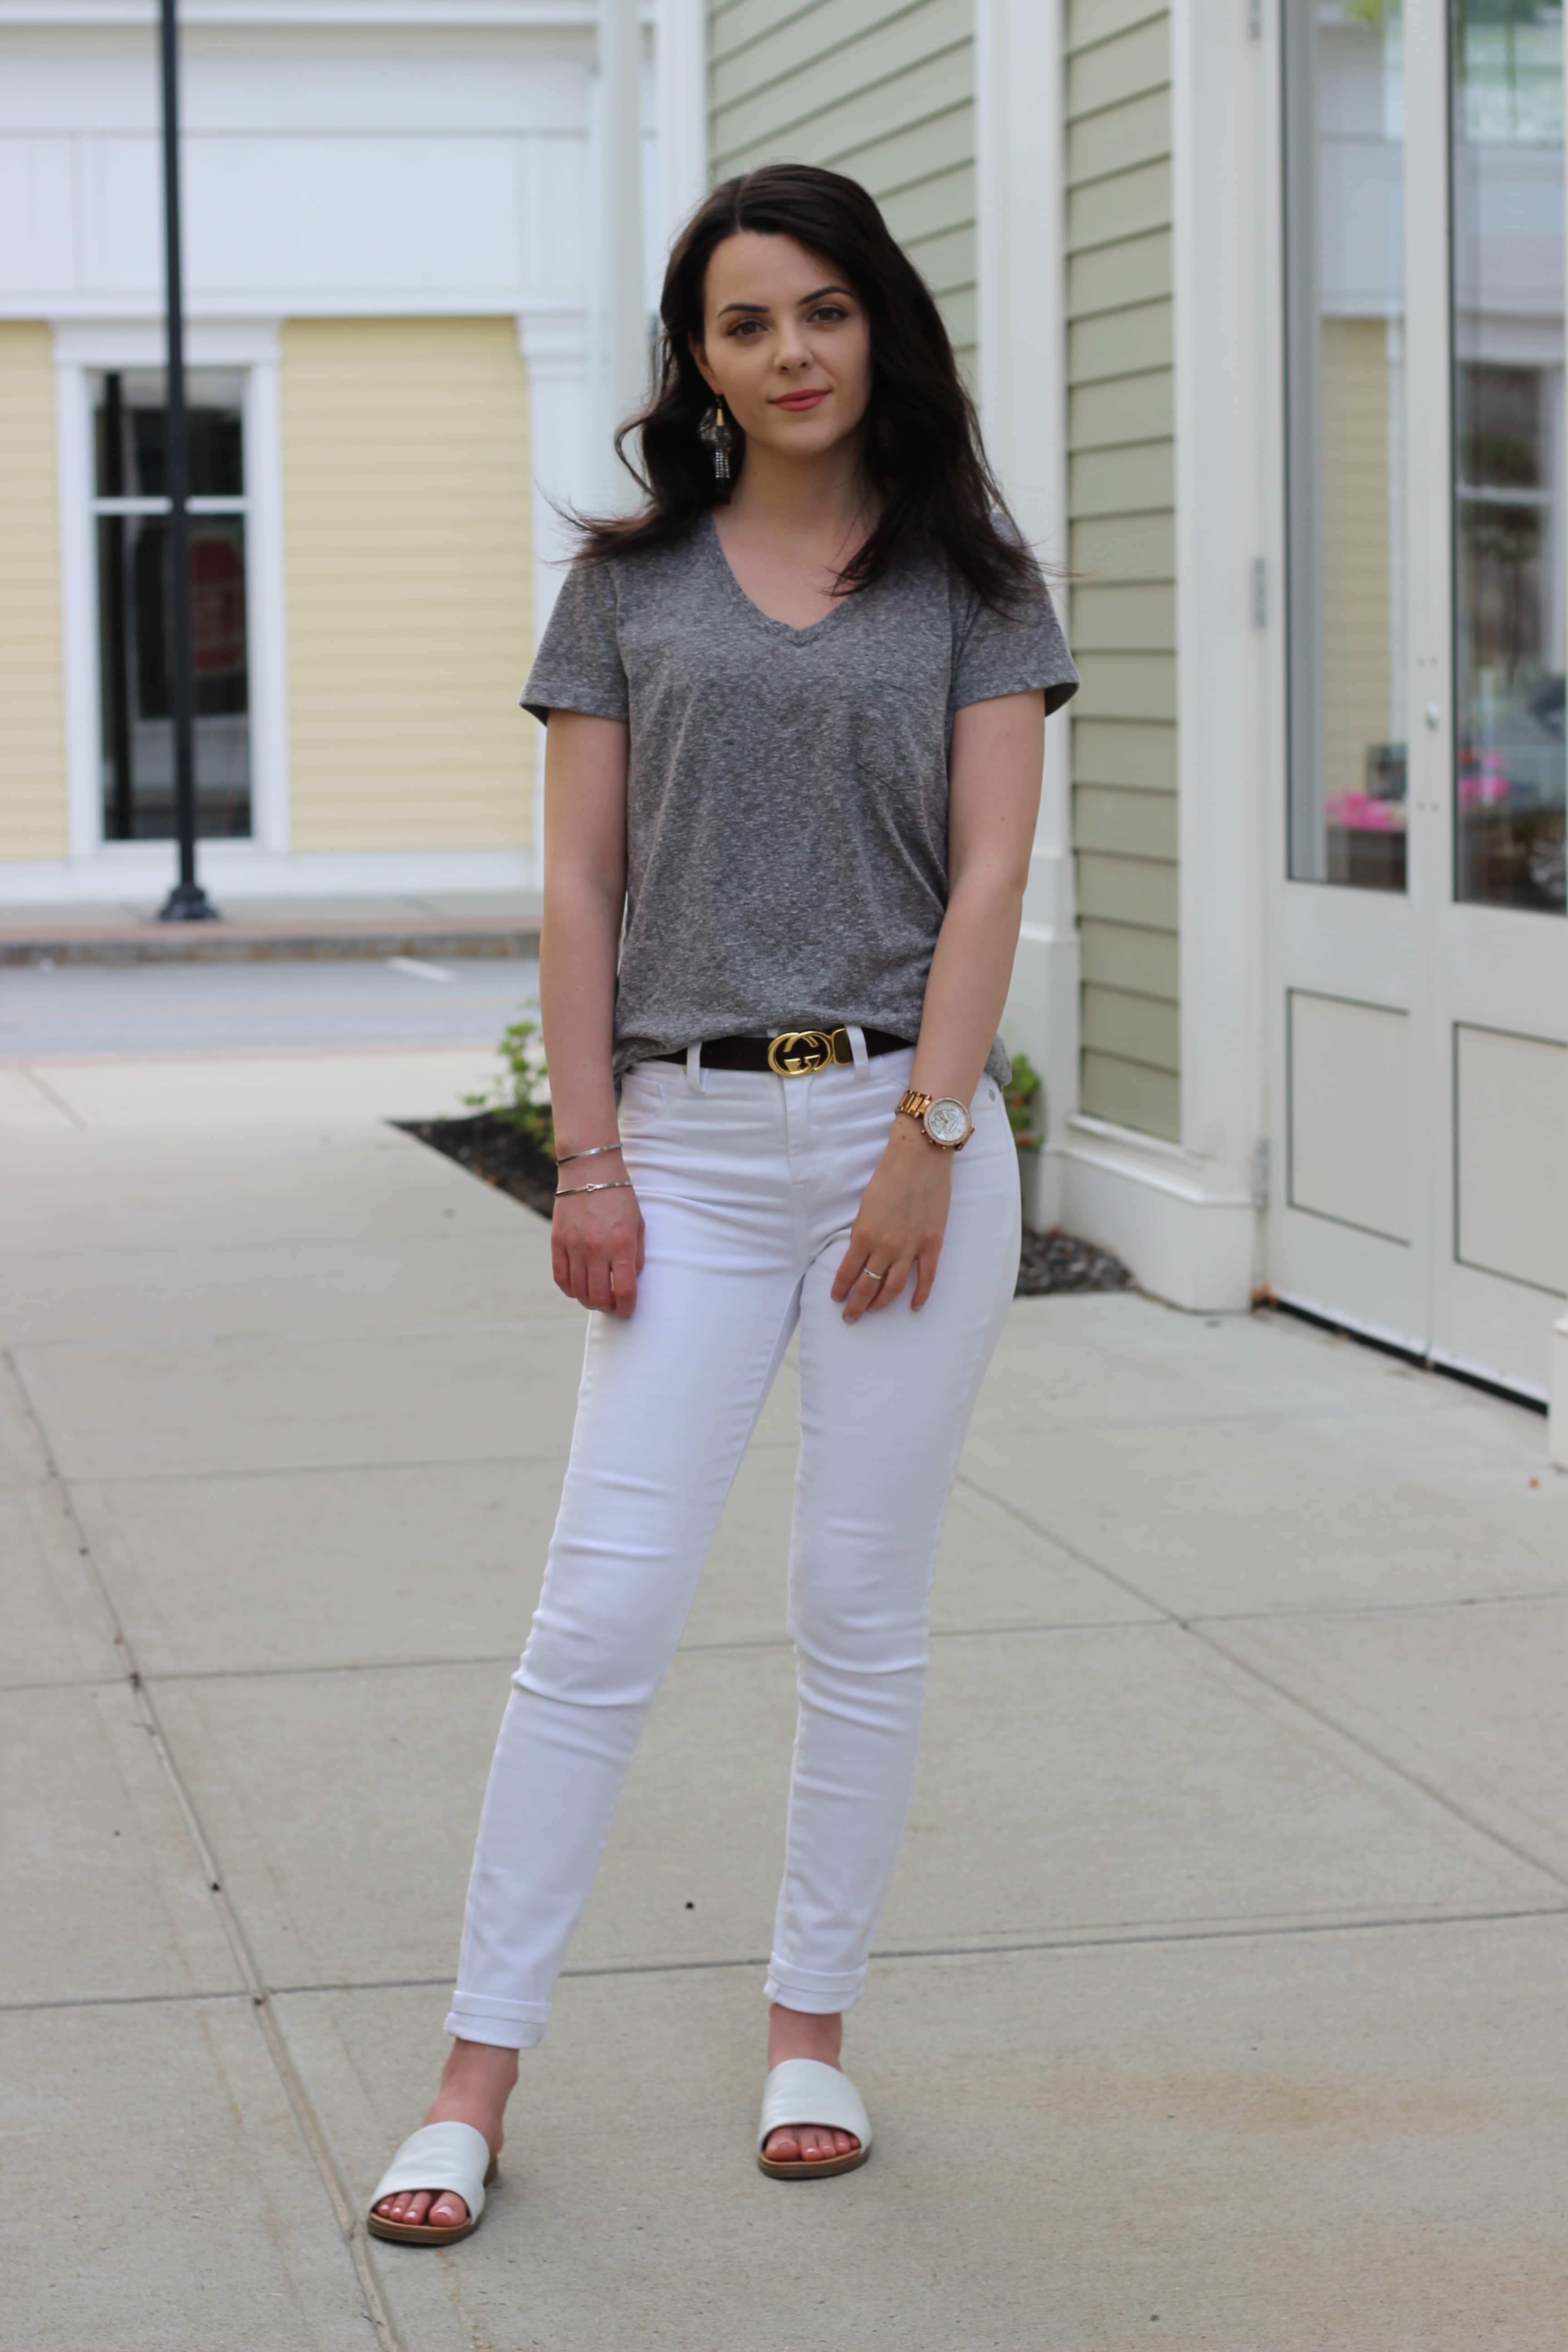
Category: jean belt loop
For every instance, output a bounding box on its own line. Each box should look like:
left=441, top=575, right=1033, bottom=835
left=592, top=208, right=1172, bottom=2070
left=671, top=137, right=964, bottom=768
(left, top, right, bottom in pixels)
left=846, top=1022, right=871, bottom=1075
left=685, top=1039, right=709, bottom=1095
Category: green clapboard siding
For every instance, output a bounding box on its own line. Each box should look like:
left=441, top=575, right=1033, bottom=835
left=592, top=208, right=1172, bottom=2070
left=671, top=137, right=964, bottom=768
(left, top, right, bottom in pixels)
left=707, top=0, right=977, bottom=377
left=1065, top=0, right=1178, bottom=1142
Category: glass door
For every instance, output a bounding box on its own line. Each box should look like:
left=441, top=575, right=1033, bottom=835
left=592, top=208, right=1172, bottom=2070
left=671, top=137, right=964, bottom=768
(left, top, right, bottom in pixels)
left=1273, top=0, right=1432, bottom=1355
left=1428, top=0, right=1567, bottom=1390
left=1271, top=0, right=1566, bottom=1400
left=93, top=368, right=253, bottom=841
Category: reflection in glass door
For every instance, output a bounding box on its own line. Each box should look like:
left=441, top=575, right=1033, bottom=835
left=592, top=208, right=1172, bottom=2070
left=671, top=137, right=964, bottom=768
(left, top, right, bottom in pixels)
left=93, top=368, right=253, bottom=841
left=1450, top=0, right=1568, bottom=915
left=1283, top=0, right=1409, bottom=892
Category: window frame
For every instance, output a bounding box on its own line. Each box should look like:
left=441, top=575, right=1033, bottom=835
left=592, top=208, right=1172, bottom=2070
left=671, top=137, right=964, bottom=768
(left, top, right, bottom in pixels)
left=54, top=320, right=289, bottom=867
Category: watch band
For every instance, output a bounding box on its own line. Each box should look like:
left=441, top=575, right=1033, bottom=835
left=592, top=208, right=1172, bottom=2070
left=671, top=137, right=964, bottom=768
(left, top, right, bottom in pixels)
left=896, top=1087, right=973, bottom=1150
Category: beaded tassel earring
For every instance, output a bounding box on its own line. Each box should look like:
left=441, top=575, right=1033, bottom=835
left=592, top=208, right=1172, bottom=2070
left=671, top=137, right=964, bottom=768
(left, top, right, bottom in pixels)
left=698, top=398, right=735, bottom=498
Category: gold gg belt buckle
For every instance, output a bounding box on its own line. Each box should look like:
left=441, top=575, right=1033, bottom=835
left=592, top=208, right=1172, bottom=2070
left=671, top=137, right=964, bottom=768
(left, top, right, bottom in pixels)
left=766, top=1025, right=853, bottom=1076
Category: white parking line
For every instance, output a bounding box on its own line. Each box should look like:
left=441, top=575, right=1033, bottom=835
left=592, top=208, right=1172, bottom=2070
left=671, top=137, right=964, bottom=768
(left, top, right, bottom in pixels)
left=386, top=956, right=457, bottom=984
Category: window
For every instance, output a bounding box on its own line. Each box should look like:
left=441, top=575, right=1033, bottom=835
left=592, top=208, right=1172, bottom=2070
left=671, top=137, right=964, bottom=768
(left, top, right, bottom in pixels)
left=1282, top=0, right=1409, bottom=892
left=93, top=368, right=252, bottom=841
left=1450, top=0, right=1567, bottom=913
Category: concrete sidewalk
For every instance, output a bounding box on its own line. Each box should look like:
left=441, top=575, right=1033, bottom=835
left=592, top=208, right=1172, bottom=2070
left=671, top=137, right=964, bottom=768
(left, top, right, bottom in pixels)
left=4, top=1048, right=1567, bottom=2351
left=0, top=890, right=542, bottom=966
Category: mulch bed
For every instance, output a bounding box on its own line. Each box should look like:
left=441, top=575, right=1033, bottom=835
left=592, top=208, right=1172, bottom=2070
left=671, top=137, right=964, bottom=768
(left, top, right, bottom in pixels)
left=398, top=1111, right=1135, bottom=1297
left=1014, top=1224, right=1134, bottom=1296
left=397, top=1109, right=561, bottom=1219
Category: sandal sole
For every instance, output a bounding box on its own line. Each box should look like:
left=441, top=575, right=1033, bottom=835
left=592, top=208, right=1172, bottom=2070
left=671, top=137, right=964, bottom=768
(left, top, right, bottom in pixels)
left=367, top=2212, right=480, bottom=2245
left=757, top=2143, right=870, bottom=2180
left=366, top=2154, right=498, bottom=2245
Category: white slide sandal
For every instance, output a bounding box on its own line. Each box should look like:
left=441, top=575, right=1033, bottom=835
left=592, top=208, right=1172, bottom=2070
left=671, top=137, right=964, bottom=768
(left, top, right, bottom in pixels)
left=366, top=2120, right=499, bottom=2245
left=757, top=2058, right=873, bottom=2180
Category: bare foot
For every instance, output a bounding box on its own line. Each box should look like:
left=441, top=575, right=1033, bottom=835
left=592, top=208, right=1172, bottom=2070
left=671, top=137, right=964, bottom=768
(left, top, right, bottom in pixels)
left=761, top=2002, right=861, bottom=2168
left=372, top=2038, right=519, bottom=2230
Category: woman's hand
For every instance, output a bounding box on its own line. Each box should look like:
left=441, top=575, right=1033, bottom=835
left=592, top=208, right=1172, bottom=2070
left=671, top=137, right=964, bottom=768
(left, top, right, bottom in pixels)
left=551, top=1151, right=645, bottom=1317
left=831, top=1120, right=954, bottom=1321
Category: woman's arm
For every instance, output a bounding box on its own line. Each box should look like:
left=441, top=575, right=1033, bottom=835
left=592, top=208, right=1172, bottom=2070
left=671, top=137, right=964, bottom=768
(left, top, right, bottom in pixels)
left=832, top=687, right=1045, bottom=1321
left=538, top=710, right=645, bottom=1318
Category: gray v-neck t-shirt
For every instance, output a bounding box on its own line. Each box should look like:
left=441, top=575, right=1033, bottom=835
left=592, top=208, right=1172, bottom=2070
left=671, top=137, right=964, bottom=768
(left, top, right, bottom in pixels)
left=521, top=510, right=1079, bottom=1089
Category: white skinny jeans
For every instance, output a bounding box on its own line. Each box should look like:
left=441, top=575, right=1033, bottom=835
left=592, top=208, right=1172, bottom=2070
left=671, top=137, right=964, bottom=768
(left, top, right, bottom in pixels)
left=444, top=1034, right=1020, bottom=2048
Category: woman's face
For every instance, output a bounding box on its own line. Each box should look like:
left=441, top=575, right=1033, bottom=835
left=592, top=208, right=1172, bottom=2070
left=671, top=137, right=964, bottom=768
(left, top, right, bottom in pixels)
left=691, top=231, right=872, bottom=467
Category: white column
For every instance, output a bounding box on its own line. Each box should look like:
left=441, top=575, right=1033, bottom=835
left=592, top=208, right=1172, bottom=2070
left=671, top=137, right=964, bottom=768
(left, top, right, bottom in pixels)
left=242, top=335, right=290, bottom=856
left=975, top=0, right=1077, bottom=1228
left=518, top=308, right=593, bottom=878
left=599, top=0, right=648, bottom=510
left=655, top=0, right=708, bottom=266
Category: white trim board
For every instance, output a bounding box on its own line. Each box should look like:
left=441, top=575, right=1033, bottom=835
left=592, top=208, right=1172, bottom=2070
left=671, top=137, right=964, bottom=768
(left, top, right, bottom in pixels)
left=1063, top=1114, right=1259, bottom=1311
left=979, top=0, right=1078, bottom=1234
left=52, top=318, right=287, bottom=864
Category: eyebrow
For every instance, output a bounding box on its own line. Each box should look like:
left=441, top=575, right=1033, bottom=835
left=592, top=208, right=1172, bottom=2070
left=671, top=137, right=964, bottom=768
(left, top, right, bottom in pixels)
left=716, top=284, right=854, bottom=317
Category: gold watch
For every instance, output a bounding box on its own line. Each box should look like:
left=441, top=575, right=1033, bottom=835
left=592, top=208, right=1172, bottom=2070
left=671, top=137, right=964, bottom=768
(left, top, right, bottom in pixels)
left=897, top=1088, right=974, bottom=1150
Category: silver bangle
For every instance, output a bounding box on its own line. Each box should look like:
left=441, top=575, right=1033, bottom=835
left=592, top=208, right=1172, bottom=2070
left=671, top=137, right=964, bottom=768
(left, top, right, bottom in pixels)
left=554, top=1178, right=635, bottom=1198
left=554, top=1141, right=623, bottom=1166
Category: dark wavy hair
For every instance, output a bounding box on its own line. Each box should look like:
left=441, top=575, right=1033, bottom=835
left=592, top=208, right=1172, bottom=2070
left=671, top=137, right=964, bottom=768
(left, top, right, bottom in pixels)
left=572, top=163, right=1061, bottom=615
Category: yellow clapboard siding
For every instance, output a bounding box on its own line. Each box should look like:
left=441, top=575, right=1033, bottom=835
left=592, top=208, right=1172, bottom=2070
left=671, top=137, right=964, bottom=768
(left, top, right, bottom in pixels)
left=0, top=323, right=69, bottom=859
left=819, top=97, right=973, bottom=198
left=1068, top=297, right=1172, bottom=386
left=1081, top=914, right=1180, bottom=1000
left=1070, top=648, right=1177, bottom=724
left=1074, top=782, right=1179, bottom=861
left=1068, top=581, right=1176, bottom=653
left=1076, top=848, right=1179, bottom=931
left=1069, top=510, right=1176, bottom=584
left=1068, top=157, right=1172, bottom=252
left=1066, top=0, right=1170, bottom=50
left=1066, top=13, right=1169, bottom=119
left=1066, top=2, right=1177, bottom=1137
left=1072, top=715, right=1178, bottom=791
left=1082, top=980, right=1181, bottom=1070
left=1068, top=366, right=1172, bottom=450
left=1067, top=225, right=1172, bottom=317
left=713, top=21, right=971, bottom=164
left=281, top=318, right=532, bottom=855
left=1067, top=85, right=1170, bottom=183
left=711, top=0, right=968, bottom=113
left=878, top=160, right=975, bottom=247
left=1080, top=1049, right=1181, bottom=1139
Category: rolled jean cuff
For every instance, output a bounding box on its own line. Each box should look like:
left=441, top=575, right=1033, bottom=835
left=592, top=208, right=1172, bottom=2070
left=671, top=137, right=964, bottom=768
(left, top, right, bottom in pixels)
left=444, top=1993, right=550, bottom=2050
left=762, top=1959, right=868, bottom=2014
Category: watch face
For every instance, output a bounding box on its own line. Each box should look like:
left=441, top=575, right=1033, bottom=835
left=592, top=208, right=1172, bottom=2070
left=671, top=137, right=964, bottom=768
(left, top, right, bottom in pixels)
left=925, top=1097, right=970, bottom=1146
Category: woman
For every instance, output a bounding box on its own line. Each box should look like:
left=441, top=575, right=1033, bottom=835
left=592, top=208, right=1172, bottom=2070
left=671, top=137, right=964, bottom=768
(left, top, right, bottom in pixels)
left=368, top=162, right=1078, bottom=2242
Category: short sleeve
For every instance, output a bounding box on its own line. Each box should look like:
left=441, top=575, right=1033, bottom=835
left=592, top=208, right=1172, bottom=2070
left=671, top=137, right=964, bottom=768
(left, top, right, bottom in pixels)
left=521, top=555, right=629, bottom=725
left=950, top=552, right=1081, bottom=720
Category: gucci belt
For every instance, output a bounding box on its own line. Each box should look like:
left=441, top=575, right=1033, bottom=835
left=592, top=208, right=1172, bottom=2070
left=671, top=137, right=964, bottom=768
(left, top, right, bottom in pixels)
left=696, top=1026, right=912, bottom=1076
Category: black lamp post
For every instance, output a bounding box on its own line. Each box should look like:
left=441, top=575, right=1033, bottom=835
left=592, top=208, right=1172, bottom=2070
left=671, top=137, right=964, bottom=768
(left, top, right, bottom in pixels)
left=157, top=0, right=218, bottom=922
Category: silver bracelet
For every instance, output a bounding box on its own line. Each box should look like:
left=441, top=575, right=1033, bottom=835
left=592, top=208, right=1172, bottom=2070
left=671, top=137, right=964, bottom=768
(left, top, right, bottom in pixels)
left=554, top=1178, right=635, bottom=1198
left=554, top=1140, right=623, bottom=1166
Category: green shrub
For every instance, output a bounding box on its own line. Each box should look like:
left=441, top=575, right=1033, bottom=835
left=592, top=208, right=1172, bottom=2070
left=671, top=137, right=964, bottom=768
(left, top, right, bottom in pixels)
left=462, top=1012, right=555, bottom=1158
left=1003, top=1049, right=1044, bottom=1153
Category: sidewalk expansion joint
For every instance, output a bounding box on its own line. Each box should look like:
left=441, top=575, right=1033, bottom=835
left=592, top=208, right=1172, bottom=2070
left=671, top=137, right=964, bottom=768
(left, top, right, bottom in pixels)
left=5, top=1346, right=408, bottom=2352
left=956, top=1463, right=1568, bottom=1896
left=12, top=1899, right=1568, bottom=2021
